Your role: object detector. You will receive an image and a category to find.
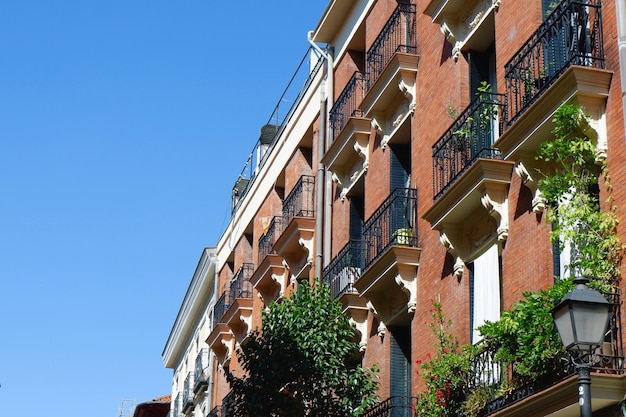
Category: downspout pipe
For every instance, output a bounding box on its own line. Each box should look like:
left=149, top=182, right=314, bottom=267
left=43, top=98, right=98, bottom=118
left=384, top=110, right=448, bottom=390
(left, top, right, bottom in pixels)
left=307, top=31, right=333, bottom=280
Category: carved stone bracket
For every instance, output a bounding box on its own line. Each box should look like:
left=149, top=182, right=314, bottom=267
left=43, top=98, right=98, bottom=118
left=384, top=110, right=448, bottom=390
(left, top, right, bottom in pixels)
left=321, top=117, right=371, bottom=201
left=426, top=0, right=500, bottom=61
left=206, top=323, right=234, bottom=370
left=440, top=232, right=465, bottom=277
left=480, top=182, right=509, bottom=242
left=514, top=159, right=546, bottom=213
left=250, top=254, right=288, bottom=306
left=354, top=246, right=421, bottom=328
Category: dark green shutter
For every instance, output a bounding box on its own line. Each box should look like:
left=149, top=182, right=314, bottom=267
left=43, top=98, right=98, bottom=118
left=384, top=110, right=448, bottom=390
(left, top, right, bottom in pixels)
left=389, top=144, right=410, bottom=193
left=389, top=326, right=411, bottom=415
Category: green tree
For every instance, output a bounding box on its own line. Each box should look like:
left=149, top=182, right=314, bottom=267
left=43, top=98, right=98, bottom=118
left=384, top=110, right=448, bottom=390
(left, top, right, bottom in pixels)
left=226, top=280, right=378, bottom=417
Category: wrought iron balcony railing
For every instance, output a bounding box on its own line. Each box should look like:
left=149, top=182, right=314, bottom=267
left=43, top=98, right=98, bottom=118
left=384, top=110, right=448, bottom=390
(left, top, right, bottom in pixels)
left=432, top=92, right=505, bottom=200
left=282, top=175, right=315, bottom=225
left=504, top=0, right=604, bottom=127
left=172, top=393, right=181, bottom=417
left=470, top=291, right=623, bottom=415
left=193, top=348, right=210, bottom=393
left=207, top=406, right=220, bottom=417
left=329, top=71, right=365, bottom=142
left=363, top=396, right=417, bottom=417
left=229, top=263, right=254, bottom=302
left=182, top=372, right=194, bottom=410
left=365, top=2, right=417, bottom=93
left=322, top=239, right=363, bottom=299
left=363, top=188, right=418, bottom=270
left=258, top=215, right=284, bottom=262
left=212, top=291, right=228, bottom=330
left=231, top=47, right=325, bottom=216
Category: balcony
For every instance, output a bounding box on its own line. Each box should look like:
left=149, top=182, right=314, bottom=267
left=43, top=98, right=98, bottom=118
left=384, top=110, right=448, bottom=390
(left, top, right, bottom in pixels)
left=206, top=292, right=234, bottom=369
left=354, top=188, right=420, bottom=332
left=193, top=348, right=209, bottom=394
left=273, top=175, right=316, bottom=278
left=361, top=2, right=418, bottom=150
left=322, top=239, right=368, bottom=350
left=424, top=93, right=513, bottom=276
left=497, top=0, right=610, bottom=213
left=324, top=72, right=370, bottom=201
left=182, top=372, right=194, bottom=414
left=363, top=396, right=417, bottom=417
left=222, top=264, right=254, bottom=343
left=252, top=216, right=287, bottom=305
left=424, top=0, right=500, bottom=61
left=467, top=292, right=625, bottom=416
left=172, top=393, right=181, bottom=417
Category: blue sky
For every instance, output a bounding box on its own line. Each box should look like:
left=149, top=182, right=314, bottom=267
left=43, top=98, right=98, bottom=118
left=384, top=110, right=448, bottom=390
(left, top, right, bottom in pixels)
left=0, top=2, right=324, bottom=416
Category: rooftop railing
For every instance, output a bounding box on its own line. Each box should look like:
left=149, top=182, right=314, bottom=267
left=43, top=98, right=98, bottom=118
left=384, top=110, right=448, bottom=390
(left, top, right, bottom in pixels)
left=432, top=92, right=505, bottom=200
left=231, top=48, right=325, bottom=216
left=282, top=175, right=315, bottom=226
left=365, top=2, right=417, bottom=93
left=504, top=0, right=604, bottom=127
left=329, top=71, right=365, bottom=142
left=322, top=239, right=363, bottom=299
left=363, top=188, right=418, bottom=270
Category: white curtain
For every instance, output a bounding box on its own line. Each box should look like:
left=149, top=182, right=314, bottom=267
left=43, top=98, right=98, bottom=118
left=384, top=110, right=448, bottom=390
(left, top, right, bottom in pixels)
left=472, top=244, right=501, bottom=343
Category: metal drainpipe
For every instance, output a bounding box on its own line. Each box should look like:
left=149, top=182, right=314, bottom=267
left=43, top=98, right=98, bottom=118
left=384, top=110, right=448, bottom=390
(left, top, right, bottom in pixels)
left=616, top=0, right=626, bottom=134
left=307, top=31, right=333, bottom=280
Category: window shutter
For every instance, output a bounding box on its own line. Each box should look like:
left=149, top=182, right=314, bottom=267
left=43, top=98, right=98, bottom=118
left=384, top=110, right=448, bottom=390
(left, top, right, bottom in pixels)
left=389, top=326, right=411, bottom=406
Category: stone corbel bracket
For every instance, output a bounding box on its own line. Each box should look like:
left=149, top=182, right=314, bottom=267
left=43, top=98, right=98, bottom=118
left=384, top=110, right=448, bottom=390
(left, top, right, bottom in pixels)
left=514, top=159, right=545, bottom=213
left=395, top=262, right=418, bottom=314
left=480, top=182, right=510, bottom=242
left=440, top=232, right=465, bottom=277
left=366, top=300, right=387, bottom=337
left=348, top=310, right=369, bottom=352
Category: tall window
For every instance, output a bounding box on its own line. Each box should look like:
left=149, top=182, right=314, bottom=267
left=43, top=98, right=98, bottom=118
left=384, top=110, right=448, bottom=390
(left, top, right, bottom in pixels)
left=469, top=244, right=502, bottom=343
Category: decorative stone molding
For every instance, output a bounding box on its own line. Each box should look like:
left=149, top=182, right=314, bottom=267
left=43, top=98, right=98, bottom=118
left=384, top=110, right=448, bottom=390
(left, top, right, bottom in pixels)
left=514, top=159, right=545, bottom=213
left=440, top=232, right=465, bottom=277
left=425, top=0, right=499, bottom=61
left=355, top=246, right=421, bottom=328
left=423, top=159, right=514, bottom=270
left=321, top=117, right=371, bottom=201
left=250, top=254, right=288, bottom=306
left=480, top=184, right=509, bottom=242
left=360, top=53, right=419, bottom=150
left=206, top=323, right=234, bottom=370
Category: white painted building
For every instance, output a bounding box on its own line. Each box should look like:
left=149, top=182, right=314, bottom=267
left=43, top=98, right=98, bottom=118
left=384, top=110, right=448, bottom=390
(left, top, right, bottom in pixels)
left=162, top=248, right=217, bottom=417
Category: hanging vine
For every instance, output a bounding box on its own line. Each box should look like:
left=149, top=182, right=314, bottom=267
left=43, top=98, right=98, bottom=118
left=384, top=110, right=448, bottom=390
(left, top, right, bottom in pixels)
left=536, top=104, right=623, bottom=285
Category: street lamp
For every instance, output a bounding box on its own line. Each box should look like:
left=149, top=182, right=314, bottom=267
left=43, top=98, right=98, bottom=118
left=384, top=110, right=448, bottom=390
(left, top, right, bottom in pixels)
left=551, top=276, right=611, bottom=417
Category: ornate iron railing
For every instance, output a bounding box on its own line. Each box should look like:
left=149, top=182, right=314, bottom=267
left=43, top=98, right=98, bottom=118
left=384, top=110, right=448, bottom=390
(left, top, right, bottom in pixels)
left=193, top=348, right=210, bottom=393
left=258, top=215, right=285, bottom=262
left=229, top=263, right=254, bottom=302
left=363, top=188, right=418, bottom=270
left=172, top=393, right=181, bottom=417
left=329, top=71, right=365, bottom=142
left=221, top=390, right=236, bottom=417
left=432, top=93, right=505, bottom=200
left=283, top=175, right=315, bottom=225
left=469, top=290, right=623, bottom=416
left=207, top=407, right=220, bottom=417
left=365, top=2, right=417, bottom=93
left=182, top=372, right=194, bottom=411
left=504, top=0, right=604, bottom=127
left=322, top=239, right=363, bottom=299
left=212, top=291, right=228, bottom=330
left=231, top=47, right=325, bottom=216
left=362, top=396, right=417, bottom=417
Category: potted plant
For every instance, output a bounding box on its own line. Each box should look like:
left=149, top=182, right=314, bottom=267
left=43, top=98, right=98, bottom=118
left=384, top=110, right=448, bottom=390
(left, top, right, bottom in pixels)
left=392, top=228, right=413, bottom=245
